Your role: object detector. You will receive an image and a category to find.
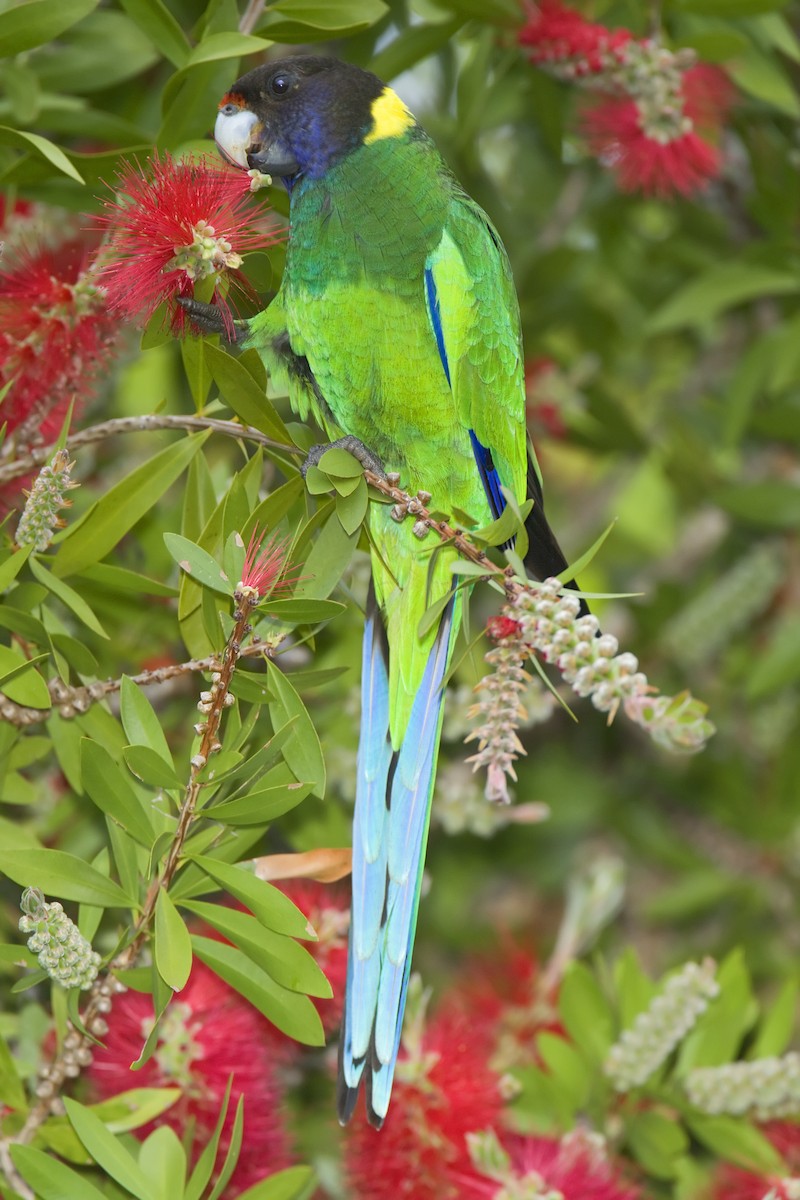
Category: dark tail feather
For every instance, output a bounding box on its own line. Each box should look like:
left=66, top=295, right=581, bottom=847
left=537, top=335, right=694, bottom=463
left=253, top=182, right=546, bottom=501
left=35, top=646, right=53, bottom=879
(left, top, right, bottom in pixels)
left=523, top=458, right=589, bottom=617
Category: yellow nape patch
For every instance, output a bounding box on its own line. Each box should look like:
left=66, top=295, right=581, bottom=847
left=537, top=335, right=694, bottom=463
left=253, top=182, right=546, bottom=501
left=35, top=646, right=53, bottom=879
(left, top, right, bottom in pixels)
left=364, top=87, right=414, bottom=145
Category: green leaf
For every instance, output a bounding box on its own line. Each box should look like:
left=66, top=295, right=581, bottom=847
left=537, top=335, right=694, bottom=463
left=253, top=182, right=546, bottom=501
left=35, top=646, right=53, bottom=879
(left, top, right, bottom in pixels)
left=235, top=1166, right=316, bottom=1200
left=192, top=935, right=325, bottom=1045
left=154, top=889, right=193, bottom=992
left=124, top=745, right=182, bottom=791
left=728, top=46, right=800, bottom=115
left=0, top=1030, right=26, bottom=1110
left=535, top=1032, right=591, bottom=1109
left=120, top=675, right=175, bottom=767
left=678, top=950, right=756, bottom=1070
left=267, top=661, right=325, bottom=798
left=749, top=978, right=798, bottom=1058
left=181, top=900, right=331, bottom=996
left=316, top=447, right=364, bottom=478
left=10, top=1144, right=109, bottom=1200
left=54, top=431, right=210, bottom=577
left=0, top=542, right=33, bottom=592
left=202, top=781, right=309, bottom=825
left=685, top=1113, right=785, bottom=1173
left=205, top=343, right=293, bottom=444
left=745, top=612, right=800, bottom=696
left=472, top=498, right=532, bottom=547
left=138, top=1125, right=186, bottom=1200
left=184, top=1081, right=232, bottom=1200
left=187, top=30, right=271, bottom=65
left=261, top=0, right=388, bottom=38
left=294, top=509, right=359, bottom=600
left=0, top=0, right=98, bottom=54
left=29, top=557, right=108, bottom=638
left=64, top=1097, right=153, bottom=1200
left=89, top=1088, right=181, bottom=1133
left=0, top=848, right=129, bottom=907
left=164, top=532, right=234, bottom=596
left=185, top=855, right=313, bottom=938
left=0, top=645, right=51, bottom=709
left=647, top=264, right=800, bottom=334
left=261, top=598, right=345, bottom=624
left=714, top=481, right=800, bottom=529
left=558, top=961, right=614, bottom=1064
left=207, top=1096, right=244, bottom=1200
left=336, top=476, right=369, bottom=534
left=370, top=17, right=463, bottom=80
left=117, top=0, right=191, bottom=67
left=81, top=740, right=156, bottom=848
left=626, top=1111, right=689, bottom=1179
left=0, top=125, right=83, bottom=182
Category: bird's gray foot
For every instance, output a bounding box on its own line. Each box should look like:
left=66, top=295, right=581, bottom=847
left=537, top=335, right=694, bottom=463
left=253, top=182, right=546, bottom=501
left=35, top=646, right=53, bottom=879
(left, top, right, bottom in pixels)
left=301, top=435, right=385, bottom=479
left=176, top=297, right=246, bottom=344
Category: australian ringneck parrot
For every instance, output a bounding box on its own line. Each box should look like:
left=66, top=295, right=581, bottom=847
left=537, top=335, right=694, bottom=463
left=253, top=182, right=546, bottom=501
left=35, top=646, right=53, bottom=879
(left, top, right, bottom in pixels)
left=212, top=55, right=576, bottom=1127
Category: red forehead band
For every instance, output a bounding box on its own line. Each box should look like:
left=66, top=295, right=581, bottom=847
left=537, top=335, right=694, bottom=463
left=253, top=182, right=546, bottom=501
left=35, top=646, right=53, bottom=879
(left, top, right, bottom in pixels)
left=218, top=91, right=246, bottom=111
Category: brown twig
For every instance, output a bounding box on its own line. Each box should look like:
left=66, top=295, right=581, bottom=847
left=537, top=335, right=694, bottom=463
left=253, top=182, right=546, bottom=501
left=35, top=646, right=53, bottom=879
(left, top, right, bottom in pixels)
left=0, top=641, right=274, bottom=727
left=0, top=414, right=296, bottom=486
left=7, top=586, right=270, bottom=1158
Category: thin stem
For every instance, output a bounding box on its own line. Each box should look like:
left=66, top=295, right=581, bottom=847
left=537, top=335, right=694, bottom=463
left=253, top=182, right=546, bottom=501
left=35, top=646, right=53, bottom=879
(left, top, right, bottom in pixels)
left=2, top=640, right=276, bottom=728
left=239, top=0, right=266, bottom=35
left=0, top=414, right=297, bottom=486
left=6, top=591, right=260, bottom=1154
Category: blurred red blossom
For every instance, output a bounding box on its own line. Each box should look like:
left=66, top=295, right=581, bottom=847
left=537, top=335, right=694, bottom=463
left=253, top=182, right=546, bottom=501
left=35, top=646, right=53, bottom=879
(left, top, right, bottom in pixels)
left=710, top=1120, right=800, bottom=1199
left=86, top=961, right=292, bottom=1198
left=462, top=1130, right=642, bottom=1199
left=0, top=236, right=116, bottom=453
left=444, top=940, right=562, bottom=1073
left=95, top=153, right=274, bottom=336
left=518, top=1, right=734, bottom=196
left=519, top=0, right=631, bottom=75
left=343, top=1006, right=503, bottom=1199
left=525, top=357, right=567, bottom=440
left=583, top=66, right=733, bottom=196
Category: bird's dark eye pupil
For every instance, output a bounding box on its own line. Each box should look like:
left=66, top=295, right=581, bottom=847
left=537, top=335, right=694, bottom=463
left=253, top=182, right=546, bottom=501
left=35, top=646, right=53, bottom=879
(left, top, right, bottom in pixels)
left=271, top=75, right=289, bottom=96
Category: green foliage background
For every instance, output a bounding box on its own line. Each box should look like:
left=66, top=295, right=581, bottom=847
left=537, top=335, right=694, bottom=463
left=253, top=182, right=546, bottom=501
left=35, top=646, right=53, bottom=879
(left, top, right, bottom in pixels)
left=1, top=0, right=800, bottom=1196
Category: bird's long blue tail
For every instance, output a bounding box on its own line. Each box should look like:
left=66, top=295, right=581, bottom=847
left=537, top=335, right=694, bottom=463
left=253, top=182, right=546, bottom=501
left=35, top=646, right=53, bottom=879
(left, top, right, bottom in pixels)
left=337, top=586, right=455, bottom=1127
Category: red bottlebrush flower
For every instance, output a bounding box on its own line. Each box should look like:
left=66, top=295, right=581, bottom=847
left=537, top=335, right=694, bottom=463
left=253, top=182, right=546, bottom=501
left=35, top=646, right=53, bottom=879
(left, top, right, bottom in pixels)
left=525, top=357, right=567, bottom=440
left=86, top=962, right=292, bottom=1198
left=487, top=616, right=522, bottom=642
left=518, top=0, right=630, bottom=76
left=583, top=93, right=721, bottom=196
left=343, top=1008, right=504, bottom=1200
left=239, top=527, right=293, bottom=601
left=0, top=237, right=116, bottom=454
left=275, top=880, right=350, bottom=1035
left=461, top=1131, right=641, bottom=1199
left=710, top=1121, right=800, bottom=1200
left=446, top=941, right=561, bottom=1073
left=96, top=153, right=273, bottom=337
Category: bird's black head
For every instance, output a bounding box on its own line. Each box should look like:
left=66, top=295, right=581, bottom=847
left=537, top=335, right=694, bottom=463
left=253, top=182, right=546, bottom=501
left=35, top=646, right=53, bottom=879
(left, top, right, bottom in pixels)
left=215, top=56, right=414, bottom=185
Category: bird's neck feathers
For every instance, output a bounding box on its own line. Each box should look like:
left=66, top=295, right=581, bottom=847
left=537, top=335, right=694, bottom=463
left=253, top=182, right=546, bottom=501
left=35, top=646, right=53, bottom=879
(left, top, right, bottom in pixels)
left=363, top=88, right=415, bottom=146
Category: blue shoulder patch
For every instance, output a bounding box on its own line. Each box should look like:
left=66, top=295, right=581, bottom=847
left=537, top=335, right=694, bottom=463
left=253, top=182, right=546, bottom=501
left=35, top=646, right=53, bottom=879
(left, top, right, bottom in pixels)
left=469, top=429, right=506, bottom=521
left=424, top=266, right=505, bottom=523
left=424, top=267, right=450, bottom=386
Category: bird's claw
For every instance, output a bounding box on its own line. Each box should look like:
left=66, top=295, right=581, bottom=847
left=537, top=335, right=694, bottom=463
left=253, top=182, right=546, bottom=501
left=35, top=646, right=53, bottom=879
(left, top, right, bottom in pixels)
left=301, top=435, right=385, bottom=479
left=176, top=297, right=246, bottom=344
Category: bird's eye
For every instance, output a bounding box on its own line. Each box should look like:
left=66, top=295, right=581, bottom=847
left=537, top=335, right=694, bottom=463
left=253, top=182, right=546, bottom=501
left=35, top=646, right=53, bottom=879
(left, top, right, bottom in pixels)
left=270, top=74, right=291, bottom=97
left=220, top=102, right=239, bottom=117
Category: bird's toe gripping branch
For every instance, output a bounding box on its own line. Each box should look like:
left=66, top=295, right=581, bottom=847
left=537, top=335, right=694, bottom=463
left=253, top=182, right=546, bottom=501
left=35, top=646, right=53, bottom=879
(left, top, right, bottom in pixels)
left=176, top=297, right=246, bottom=343
left=301, top=434, right=386, bottom=479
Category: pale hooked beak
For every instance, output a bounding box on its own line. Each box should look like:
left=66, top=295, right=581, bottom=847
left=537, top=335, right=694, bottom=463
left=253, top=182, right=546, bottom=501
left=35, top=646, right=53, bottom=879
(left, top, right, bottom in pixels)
left=215, top=107, right=260, bottom=170
left=215, top=106, right=300, bottom=178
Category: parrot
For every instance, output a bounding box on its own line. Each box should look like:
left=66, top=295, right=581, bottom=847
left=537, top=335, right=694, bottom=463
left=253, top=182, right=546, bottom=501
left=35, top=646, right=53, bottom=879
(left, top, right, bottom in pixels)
left=202, top=55, right=579, bottom=1127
